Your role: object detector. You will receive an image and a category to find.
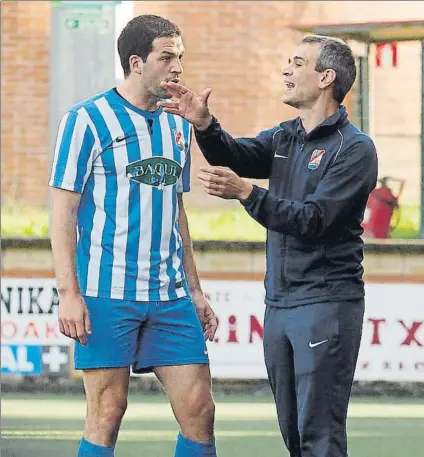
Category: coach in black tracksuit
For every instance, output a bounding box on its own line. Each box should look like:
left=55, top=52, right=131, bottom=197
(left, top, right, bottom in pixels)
left=160, top=36, right=378, bottom=457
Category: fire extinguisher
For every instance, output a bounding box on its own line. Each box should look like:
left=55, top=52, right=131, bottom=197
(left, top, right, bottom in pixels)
left=362, top=177, right=405, bottom=239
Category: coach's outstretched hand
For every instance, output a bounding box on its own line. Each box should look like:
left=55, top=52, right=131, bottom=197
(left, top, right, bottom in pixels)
left=158, top=81, right=213, bottom=131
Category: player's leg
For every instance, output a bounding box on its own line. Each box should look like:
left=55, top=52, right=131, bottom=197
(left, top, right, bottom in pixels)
left=78, top=367, right=130, bottom=456
left=133, top=296, right=215, bottom=456
left=263, top=305, right=301, bottom=457
left=155, top=364, right=216, bottom=456
left=289, top=300, right=365, bottom=457
left=74, top=296, right=144, bottom=456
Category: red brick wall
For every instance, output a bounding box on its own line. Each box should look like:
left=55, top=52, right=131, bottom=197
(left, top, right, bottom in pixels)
left=296, top=1, right=424, bottom=205
left=1, top=1, right=51, bottom=207
left=1, top=1, right=422, bottom=208
left=134, top=1, right=307, bottom=207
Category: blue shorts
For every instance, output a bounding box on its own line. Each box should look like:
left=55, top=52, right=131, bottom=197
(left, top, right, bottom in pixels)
left=74, top=295, right=209, bottom=373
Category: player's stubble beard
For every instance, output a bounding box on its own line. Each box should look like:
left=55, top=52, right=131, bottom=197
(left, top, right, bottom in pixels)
left=142, top=77, right=171, bottom=111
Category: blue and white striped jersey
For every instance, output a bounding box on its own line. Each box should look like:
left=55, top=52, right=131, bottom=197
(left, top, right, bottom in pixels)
left=49, top=89, right=192, bottom=301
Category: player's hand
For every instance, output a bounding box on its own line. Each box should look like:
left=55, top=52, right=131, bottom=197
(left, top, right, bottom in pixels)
left=198, top=166, right=253, bottom=201
left=158, top=81, right=213, bottom=131
left=191, top=290, right=218, bottom=342
left=58, top=293, right=91, bottom=346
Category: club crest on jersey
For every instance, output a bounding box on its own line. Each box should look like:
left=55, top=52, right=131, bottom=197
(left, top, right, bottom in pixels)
left=308, top=149, right=326, bottom=170
left=173, top=129, right=186, bottom=151
left=126, top=157, right=182, bottom=189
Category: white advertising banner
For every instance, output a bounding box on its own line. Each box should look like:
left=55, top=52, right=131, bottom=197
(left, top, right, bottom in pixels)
left=1, top=279, right=69, bottom=346
left=1, top=278, right=423, bottom=381
left=355, top=283, right=424, bottom=381
left=202, top=280, right=268, bottom=379
left=201, top=280, right=424, bottom=382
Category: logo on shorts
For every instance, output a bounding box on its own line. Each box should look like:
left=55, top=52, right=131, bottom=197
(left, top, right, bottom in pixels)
left=126, top=157, right=182, bottom=189
left=308, top=149, right=326, bottom=170
left=173, top=129, right=186, bottom=152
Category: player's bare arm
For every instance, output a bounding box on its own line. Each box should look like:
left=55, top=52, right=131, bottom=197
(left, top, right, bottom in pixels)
left=177, top=193, right=217, bottom=341
left=51, top=188, right=91, bottom=346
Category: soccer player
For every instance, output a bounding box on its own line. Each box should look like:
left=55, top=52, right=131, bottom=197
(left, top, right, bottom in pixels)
left=49, top=15, right=218, bottom=457
left=159, top=36, right=378, bottom=457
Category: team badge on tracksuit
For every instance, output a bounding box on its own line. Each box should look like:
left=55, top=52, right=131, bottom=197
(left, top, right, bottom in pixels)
left=308, top=149, right=326, bottom=170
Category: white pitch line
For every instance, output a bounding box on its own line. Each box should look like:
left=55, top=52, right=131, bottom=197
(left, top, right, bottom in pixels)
left=5, top=429, right=421, bottom=442
left=2, top=401, right=424, bottom=420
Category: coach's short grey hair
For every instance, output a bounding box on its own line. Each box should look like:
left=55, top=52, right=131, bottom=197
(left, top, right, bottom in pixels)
left=302, top=35, right=356, bottom=104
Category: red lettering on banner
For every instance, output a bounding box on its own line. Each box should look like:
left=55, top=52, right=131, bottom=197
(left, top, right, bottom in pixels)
left=249, top=316, right=263, bottom=342
left=46, top=322, right=60, bottom=339
left=368, top=318, right=386, bottom=345
left=228, top=315, right=238, bottom=343
left=399, top=321, right=423, bottom=346
left=23, top=322, right=40, bottom=338
left=1, top=321, right=18, bottom=339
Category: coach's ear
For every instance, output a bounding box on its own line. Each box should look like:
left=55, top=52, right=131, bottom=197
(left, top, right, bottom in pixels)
left=318, top=68, right=336, bottom=89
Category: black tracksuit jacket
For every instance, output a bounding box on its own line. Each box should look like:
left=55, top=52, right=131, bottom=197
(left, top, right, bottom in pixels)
left=195, top=106, right=378, bottom=307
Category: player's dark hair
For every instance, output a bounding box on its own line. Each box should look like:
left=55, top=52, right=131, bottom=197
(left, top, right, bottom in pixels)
left=301, top=35, right=356, bottom=104
left=118, top=15, right=181, bottom=77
